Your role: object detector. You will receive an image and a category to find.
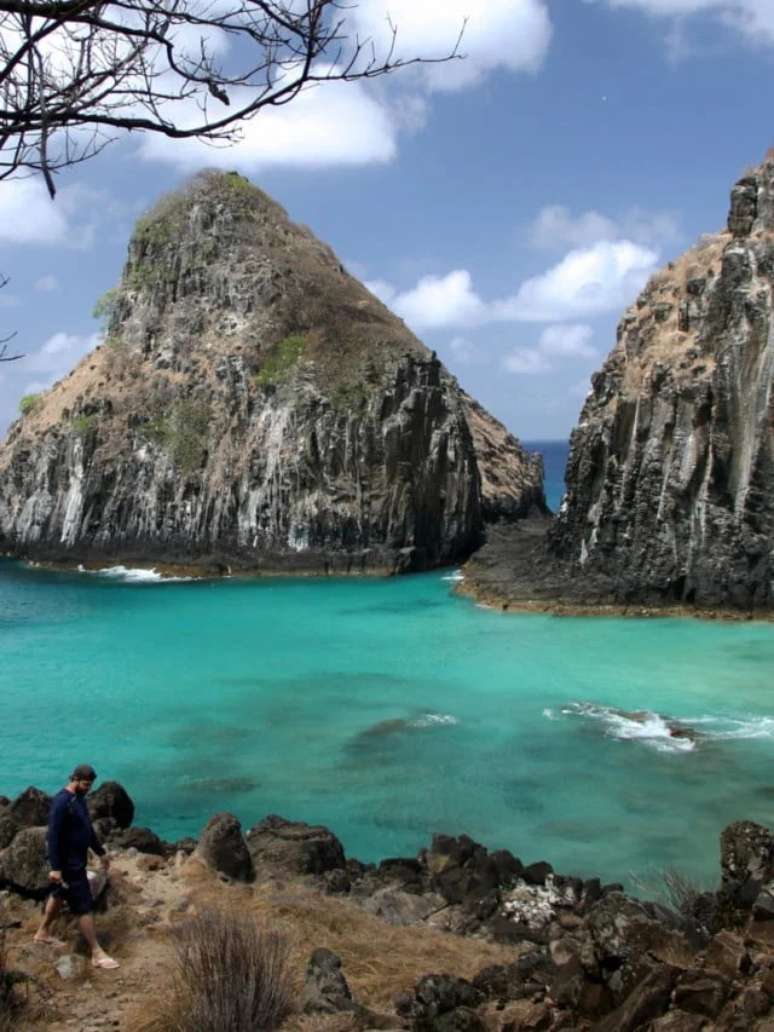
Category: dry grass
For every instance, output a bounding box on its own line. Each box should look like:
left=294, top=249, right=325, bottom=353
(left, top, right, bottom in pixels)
left=139, top=907, right=293, bottom=1032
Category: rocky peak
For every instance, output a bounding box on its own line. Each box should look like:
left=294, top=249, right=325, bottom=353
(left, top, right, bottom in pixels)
left=544, top=154, right=774, bottom=608
left=728, top=152, right=774, bottom=237
left=0, top=171, right=544, bottom=573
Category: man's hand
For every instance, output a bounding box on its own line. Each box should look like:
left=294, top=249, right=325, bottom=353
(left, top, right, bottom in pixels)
left=48, top=870, right=63, bottom=883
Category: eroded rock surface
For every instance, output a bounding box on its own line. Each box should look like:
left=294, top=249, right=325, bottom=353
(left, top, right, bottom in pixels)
left=0, top=172, right=543, bottom=574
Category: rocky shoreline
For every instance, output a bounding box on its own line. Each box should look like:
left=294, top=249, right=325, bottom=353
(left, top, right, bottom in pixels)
left=459, top=522, right=774, bottom=623
left=5, top=783, right=774, bottom=1030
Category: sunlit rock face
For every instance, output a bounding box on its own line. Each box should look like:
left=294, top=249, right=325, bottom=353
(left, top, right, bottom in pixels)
left=0, top=172, right=544, bottom=574
left=549, top=157, right=774, bottom=608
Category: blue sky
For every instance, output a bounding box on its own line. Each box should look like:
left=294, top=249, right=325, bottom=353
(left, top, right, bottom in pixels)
left=1, top=0, right=772, bottom=440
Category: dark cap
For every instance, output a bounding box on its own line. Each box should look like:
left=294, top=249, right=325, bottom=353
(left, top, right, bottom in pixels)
left=70, top=764, right=97, bottom=782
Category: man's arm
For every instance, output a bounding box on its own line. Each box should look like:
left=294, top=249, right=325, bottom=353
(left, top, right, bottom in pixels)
left=46, top=795, right=66, bottom=874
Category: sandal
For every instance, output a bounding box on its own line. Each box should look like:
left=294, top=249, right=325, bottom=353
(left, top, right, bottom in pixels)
left=92, top=954, right=120, bottom=970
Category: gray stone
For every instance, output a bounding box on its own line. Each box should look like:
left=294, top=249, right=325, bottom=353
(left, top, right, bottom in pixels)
left=10, top=786, right=51, bottom=828
left=194, top=812, right=253, bottom=882
left=88, top=781, right=135, bottom=829
left=0, top=826, right=49, bottom=895
left=300, top=948, right=353, bottom=1014
left=246, top=815, right=345, bottom=877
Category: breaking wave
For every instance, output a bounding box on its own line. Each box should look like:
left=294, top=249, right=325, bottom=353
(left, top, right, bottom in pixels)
left=441, top=570, right=465, bottom=583
left=411, top=712, right=459, bottom=728
left=547, top=702, right=774, bottom=754
left=77, top=564, right=192, bottom=584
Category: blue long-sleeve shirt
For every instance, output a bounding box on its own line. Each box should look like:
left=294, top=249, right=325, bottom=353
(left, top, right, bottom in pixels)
left=46, top=788, right=105, bottom=872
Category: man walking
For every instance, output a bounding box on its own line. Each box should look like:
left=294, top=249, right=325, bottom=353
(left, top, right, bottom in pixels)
left=34, top=764, right=119, bottom=969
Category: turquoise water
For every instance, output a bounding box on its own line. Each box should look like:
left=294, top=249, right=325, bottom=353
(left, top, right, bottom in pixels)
left=2, top=558, right=774, bottom=888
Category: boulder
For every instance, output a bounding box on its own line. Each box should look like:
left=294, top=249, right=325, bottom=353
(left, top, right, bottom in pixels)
left=672, top=972, right=730, bottom=1018
left=0, top=812, right=19, bottom=849
left=113, top=826, right=165, bottom=855
left=720, top=821, right=774, bottom=886
left=195, top=812, right=253, bottom=882
left=594, top=964, right=678, bottom=1032
left=0, top=826, right=49, bottom=896
left=397, top=974, right=485, bottom=1030
left=649, top=1012, right=707, bottom=1031
left=300, top=948, right=354, bottom=1014
left=87, top=781, right=135, bottom=829
left=10, top=786, right=51, bottom=827
left=703, top=929, right=750, bottom=978
left=358, top=886, right=447, bottom=927
left=245, top=815, right=345, bottom=876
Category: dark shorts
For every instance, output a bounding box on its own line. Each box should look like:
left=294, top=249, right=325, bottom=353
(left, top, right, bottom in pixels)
left=54, top=868, right=93, bottom=915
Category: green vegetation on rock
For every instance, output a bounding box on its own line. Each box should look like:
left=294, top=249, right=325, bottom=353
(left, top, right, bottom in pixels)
left=72, top=414, right=97, bottom=437
left=255, top=334, right=306, bottom=388
left=142, top=398, right=210, bottom=474
left=19, top=394, right=41, bottom=416
left=92, top=287, right=122, bottom=330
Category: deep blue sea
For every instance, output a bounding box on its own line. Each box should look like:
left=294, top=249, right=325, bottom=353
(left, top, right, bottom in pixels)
left=2, top=543, right=774, bottom=889
left=523, top=439, right=568, bottom=512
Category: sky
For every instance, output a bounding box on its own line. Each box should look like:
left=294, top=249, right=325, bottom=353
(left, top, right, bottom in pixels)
left=1, top=0, right=773, bottom=441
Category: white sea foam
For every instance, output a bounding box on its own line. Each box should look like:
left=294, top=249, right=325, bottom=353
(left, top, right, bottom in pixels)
left=551, top=703, right=774, bottom=753
left=555, top=702, right=696, bottom=753
left=78, top=564, right=192, bottom=584
left=411, top=712, right=459, bottom=728
left=441, top=570, right=465, bottom=583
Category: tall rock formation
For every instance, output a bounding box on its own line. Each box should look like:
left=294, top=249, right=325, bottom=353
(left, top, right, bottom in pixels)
left=0, top=171, right=544, bottom=574
left=548, top=156, right=774, bottom=608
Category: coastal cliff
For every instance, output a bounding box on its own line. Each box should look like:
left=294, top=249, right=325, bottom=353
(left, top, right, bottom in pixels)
left=0, top=172, right=543, bottom=574
left=466, top=156, right=774, bottom=612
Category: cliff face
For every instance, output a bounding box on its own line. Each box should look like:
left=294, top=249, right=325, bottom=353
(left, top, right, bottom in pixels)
left=549, top=158, right=774, bottom=608
left=0, top=172, right=543, bottom=573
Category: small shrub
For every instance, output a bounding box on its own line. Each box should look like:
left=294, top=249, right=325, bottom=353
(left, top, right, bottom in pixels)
left=168, top=908, right=292, bottom=1032
left=255, top=334, right=306, bottom=387
left=72, top=414, right=97, bottom=437
left=92, top=287, right=122, bottom=329
left=19, top=394, right=41, bottom=416
left=331, top=381, right=369, bottom=412
left=141, top=398, right=210, bottom=474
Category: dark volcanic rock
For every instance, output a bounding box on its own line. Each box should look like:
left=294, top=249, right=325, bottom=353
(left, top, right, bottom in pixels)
left=0, top=171, right=543, bottom=574
left=195, top=812, right=253, bottom=882
left=465, top=153, right=774, bottom=612
left=0, top=812, right=19, bottom=849
left=113, top=826, right=165, bottom=855
left=88, top=781, right=135, bottom=829
left=0, top=826, right=49, bottom=896
left=720, top=820, right=774, bottom=885
left=246, top=815, right=346, bottom=876
left=547, top=156, right=774, bottom=610
left=300, top=948, right=354, bottom=1014
left=10, top=786, right=51, bottom=828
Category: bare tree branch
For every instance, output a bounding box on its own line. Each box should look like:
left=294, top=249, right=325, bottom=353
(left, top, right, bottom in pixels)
left=0, top=0, right=464, bottom=196
left=0, top=273, right=22, bottom=360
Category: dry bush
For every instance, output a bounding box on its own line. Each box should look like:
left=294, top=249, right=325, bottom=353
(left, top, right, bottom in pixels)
left=156, top=907, right=293, bottom=1032
left=630, top=866, right=708, bottom=920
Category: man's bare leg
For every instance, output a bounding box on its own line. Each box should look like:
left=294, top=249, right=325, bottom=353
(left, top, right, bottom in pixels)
left=34, top=896, right=66, bottom=946
left=80, top=914, right=119, bottom=968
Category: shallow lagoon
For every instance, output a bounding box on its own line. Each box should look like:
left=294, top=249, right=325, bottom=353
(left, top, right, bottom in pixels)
left=2, top=558, right=773, bottom=888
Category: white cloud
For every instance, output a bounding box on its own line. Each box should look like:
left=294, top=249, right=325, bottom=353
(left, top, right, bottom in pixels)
left=389, top=270, right=486, bottom=329
left=598, top=0, right=774, bottom=45
left=0, top=180, right=106, bottom=247
left=0, top=180, right=72, bottom=245
left=502, top=240, right=659, bottom=322
left=503, top=324, right=596, bottom=376
left=371, top=240, right=659, bottom=330
left=34, top=275, right=60, bottom=292
left=348, top=0, right=552, bottom=90
left=530, top=205, right=680, bottom=251
left=140, top=73, right=398, bottom=170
